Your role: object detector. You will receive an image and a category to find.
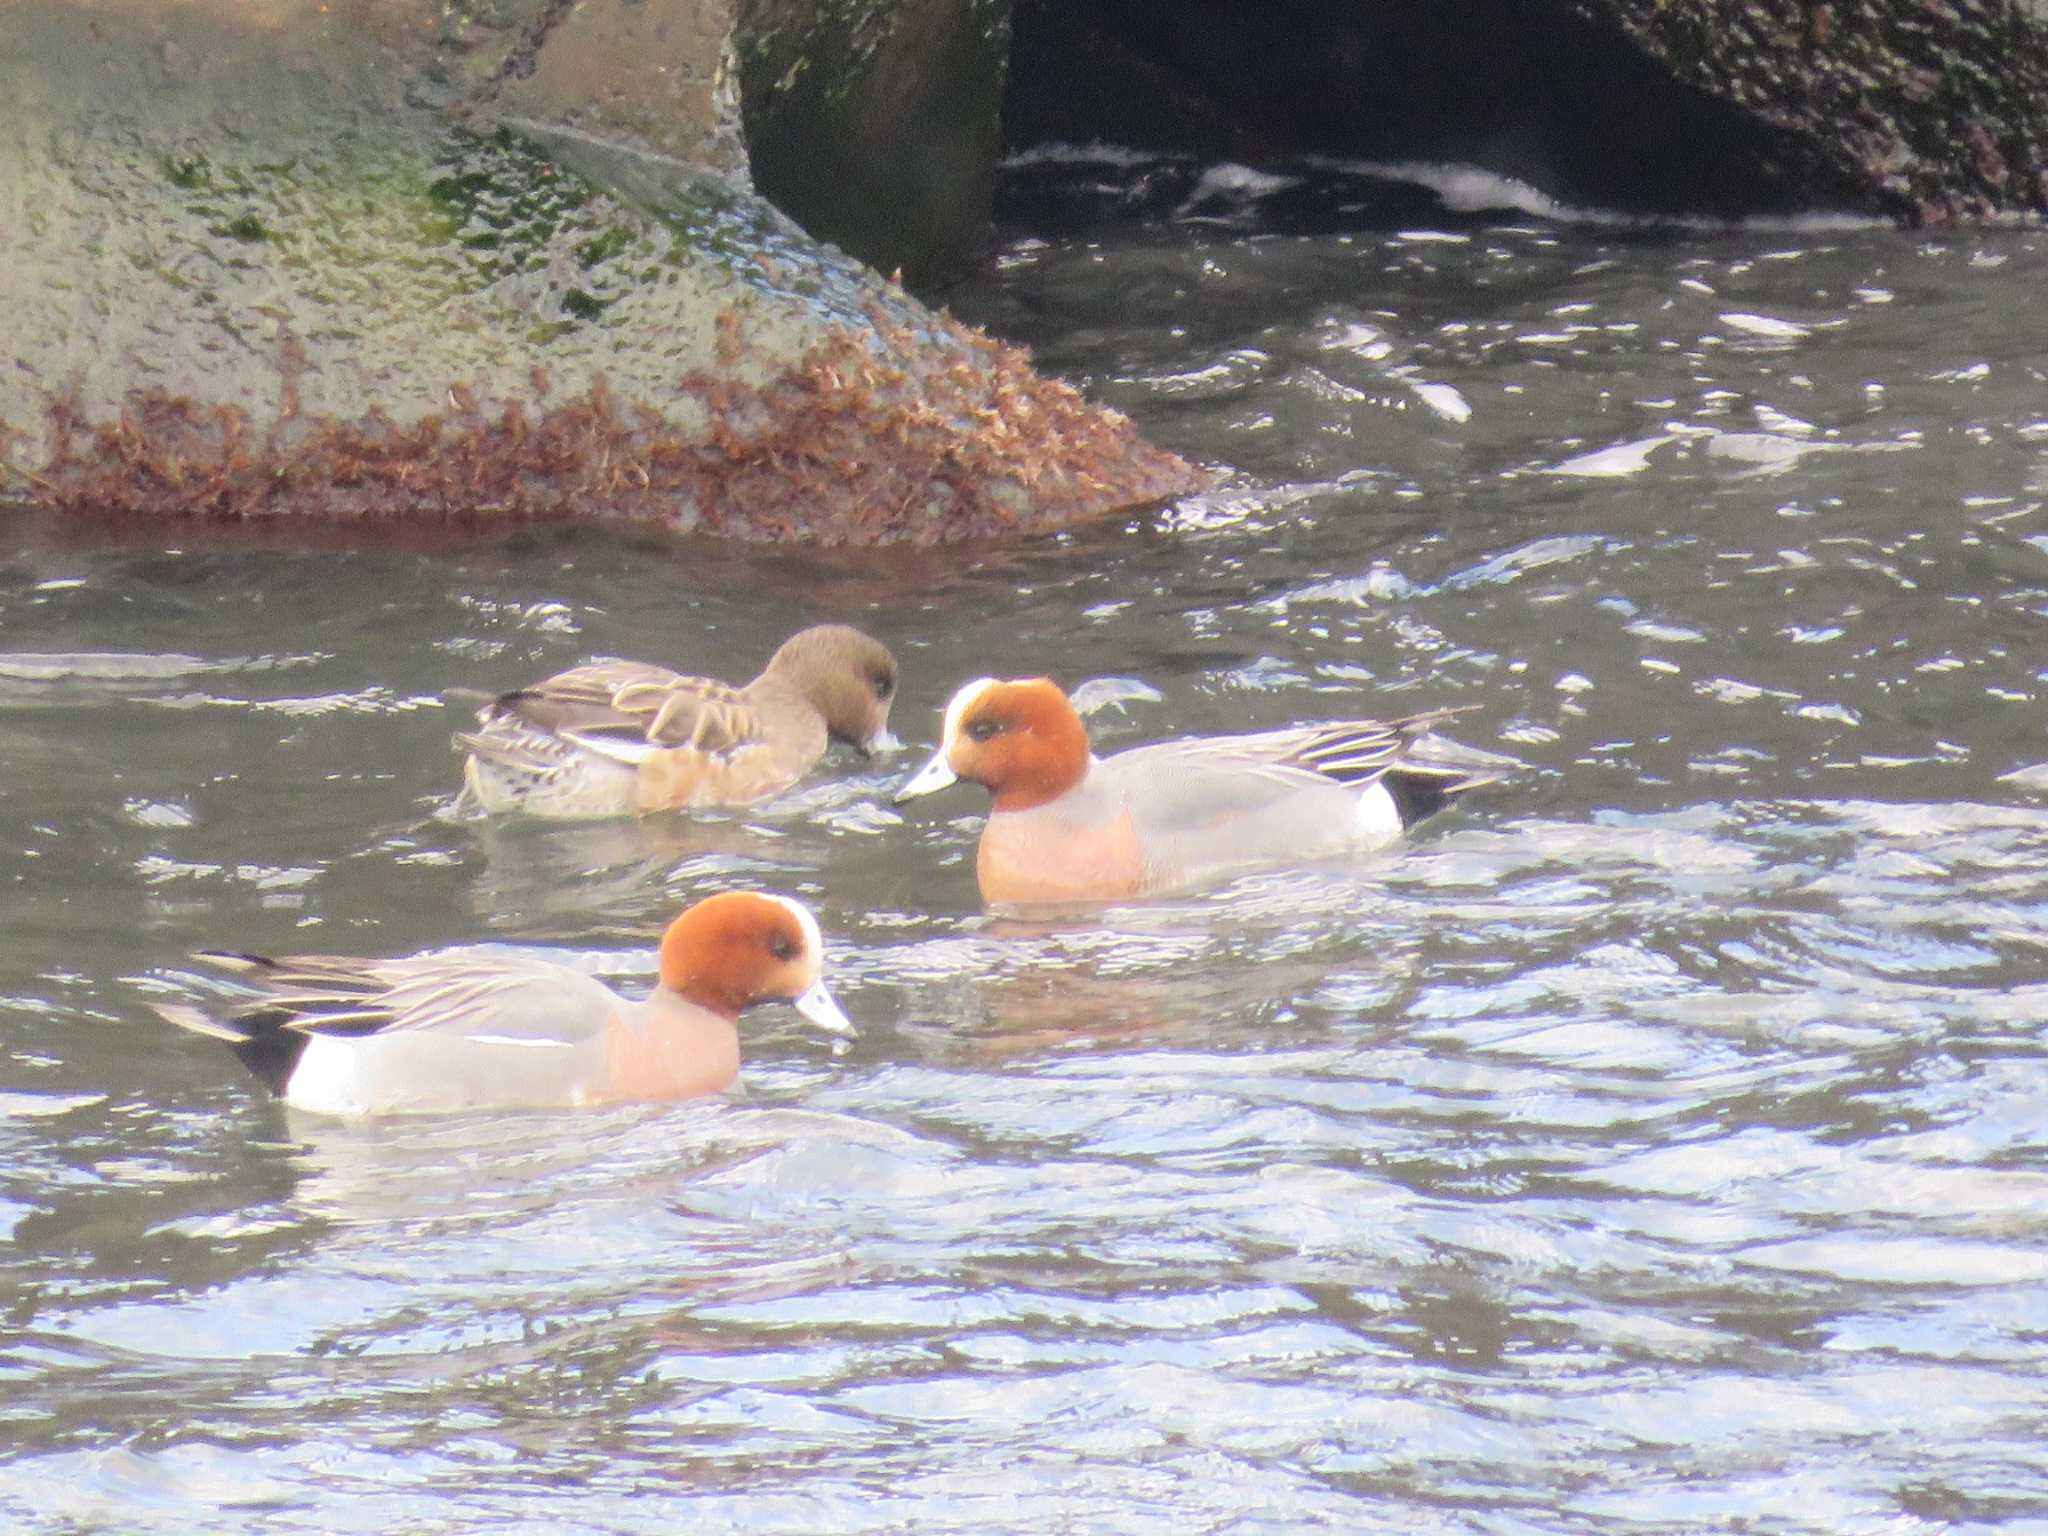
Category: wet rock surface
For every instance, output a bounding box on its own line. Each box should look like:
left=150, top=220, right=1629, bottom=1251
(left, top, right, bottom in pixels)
left=435, top=0, right=744, bottom=173
left=738, top=0, right=1012, bottom=284
left=9, top=0, right=2041, bottom=542
left=1590, top=0, right=2048, bottom=224
left=1005, top=0, right=2048, bottom=222
left=0, top=0, right=1199, bottom=541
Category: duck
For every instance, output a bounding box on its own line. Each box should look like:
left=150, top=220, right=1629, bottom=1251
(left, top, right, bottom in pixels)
left=894, top=676, right=1498, bottom=906
left=152, top=891, right=852, bottom=1117
left=452, top=624, right=899, bottom=818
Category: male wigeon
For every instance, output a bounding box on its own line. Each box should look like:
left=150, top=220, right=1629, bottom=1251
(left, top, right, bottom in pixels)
left=894, top=677, right=1498, bottom=905
left=153, top=891, right=851, bottom=1116
left=452, top=624, right=899, bottom=818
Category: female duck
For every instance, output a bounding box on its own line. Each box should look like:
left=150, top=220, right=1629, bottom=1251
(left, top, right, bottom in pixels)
left=895, top=676, right=1498, bottom=906
left=454, top=623, right=898, bottom=817
left=155, top=891, right=851, bottom=1116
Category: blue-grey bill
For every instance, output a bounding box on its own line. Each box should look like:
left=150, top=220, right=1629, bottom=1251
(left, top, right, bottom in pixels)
left=893, top=749, right=958, bottom=802
left=793, top=977, right=854, bottom=1036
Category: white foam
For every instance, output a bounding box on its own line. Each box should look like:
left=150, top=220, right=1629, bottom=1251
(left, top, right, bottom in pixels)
left=1176, top=162, right=1303, bottom=217
left=1303, top=155, right=1885, bottom=233
left=1004, top=144, right=1893, bottom=234
left=1001, top=140, right=1179, bottom=171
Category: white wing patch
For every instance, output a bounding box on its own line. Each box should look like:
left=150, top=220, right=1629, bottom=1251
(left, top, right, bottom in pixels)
left=1353, top=782, right=1405, bottom=846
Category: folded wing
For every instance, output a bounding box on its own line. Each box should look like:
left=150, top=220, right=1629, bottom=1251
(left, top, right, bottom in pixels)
left=1107, top=708, right=1500, bottom=825
left=453, top=661, right=767, bottom=770
left=157, top=949, right=614, bottom=1045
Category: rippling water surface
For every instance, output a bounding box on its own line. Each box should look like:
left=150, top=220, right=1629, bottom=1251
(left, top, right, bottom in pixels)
left=5, top=163, right=2048, bottom=1532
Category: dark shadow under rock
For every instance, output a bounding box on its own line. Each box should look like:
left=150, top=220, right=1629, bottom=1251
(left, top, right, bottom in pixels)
left=1004, top=0, right=2048, bottom=225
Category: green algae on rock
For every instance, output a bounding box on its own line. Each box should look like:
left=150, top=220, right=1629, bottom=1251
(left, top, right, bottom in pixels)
left=0, top=0, right=1200, bottom=542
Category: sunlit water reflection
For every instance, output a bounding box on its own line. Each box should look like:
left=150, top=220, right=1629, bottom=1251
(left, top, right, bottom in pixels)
left=3, top=161, right=2047, bottom=1531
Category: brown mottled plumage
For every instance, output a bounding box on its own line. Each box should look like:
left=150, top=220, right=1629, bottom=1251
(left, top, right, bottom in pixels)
left=452, top=624, right=898, bottom=818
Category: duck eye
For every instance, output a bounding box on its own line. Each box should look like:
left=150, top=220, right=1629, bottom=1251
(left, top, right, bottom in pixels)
left=965, top=717, right=1002, bottom=743
left=769, top=936, right=798, bottom=962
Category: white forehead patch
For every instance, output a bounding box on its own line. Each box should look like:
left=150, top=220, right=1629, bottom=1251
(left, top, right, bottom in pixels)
left=762, top=892, right=824, bottom=964
left=941, top=677, right=1001, bottom=747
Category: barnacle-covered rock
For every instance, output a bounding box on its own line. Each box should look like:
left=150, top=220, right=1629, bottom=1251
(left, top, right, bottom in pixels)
left=1004, top=0, right=2048, bottom=223
left=0, top=0, right=1201, bottom=541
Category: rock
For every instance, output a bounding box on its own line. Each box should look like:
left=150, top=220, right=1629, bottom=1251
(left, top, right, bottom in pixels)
left=738, top=0, right=1012, bottom=284
left=0, top=0, right=1203, bottom=541
left=1004, top=0, right=2048, bottom=223
left=1589, top=0, right=2048, bottom=224
left=482, top=0, right=745, bottom=174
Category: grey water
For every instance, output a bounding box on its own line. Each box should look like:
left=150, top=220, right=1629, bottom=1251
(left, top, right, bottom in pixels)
left=5, top=159, right=2048, bottom=1532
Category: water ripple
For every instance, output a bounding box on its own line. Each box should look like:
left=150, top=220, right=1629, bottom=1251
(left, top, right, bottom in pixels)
left=7, top=211, right=2048, bottom=1534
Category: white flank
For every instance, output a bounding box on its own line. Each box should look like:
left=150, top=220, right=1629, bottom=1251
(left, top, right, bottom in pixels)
left=282, top=1034, right=369, bottom=1118
left=1354, top=782, right=1405, bottom=847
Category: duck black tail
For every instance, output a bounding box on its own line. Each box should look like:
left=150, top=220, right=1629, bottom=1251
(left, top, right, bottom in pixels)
left=155, top=1000, right=308, bottom=1097
left=1382, top=763, right=1496, bottom=828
